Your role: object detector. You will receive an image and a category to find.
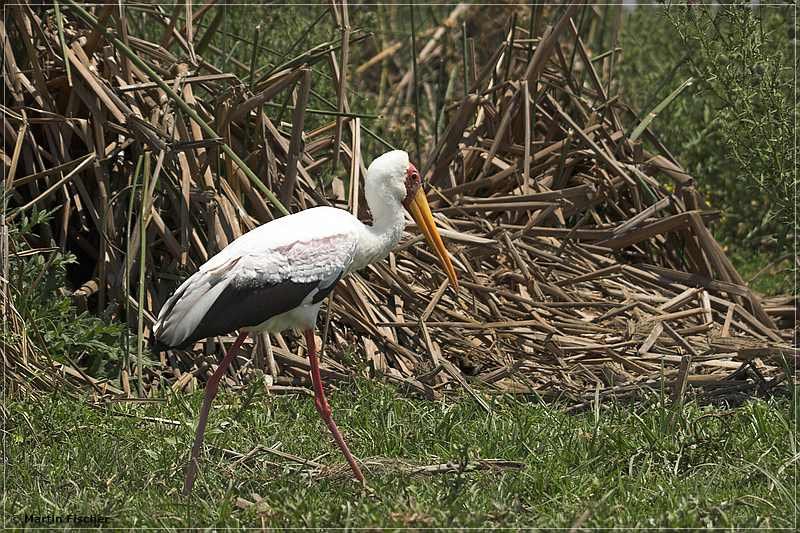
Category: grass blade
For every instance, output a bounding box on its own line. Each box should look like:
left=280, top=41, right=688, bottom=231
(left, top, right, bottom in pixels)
left=629, top=78, right=694, bottom=142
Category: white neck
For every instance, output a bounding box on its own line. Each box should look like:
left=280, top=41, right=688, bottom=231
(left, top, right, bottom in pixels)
left=350, top=183, right=406, bottom=272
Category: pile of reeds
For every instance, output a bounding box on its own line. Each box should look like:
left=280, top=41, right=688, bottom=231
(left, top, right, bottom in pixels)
left=3, top=2, right=795, bottom=405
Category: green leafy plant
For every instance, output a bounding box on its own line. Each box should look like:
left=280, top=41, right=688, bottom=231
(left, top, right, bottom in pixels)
left=668, top=3, right=795, bottom=240
left=619, top=3, right=795, bottom=258
left=5, top=210, right=127, bottom=378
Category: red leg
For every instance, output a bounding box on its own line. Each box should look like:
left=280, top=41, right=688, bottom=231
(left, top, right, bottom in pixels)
left=304, top=329, right=365, bottom=483
left=182, top=331, right=248, bottom=496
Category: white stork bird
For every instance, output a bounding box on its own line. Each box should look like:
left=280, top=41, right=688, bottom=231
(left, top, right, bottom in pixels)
left=152, top=150, right=458, bottom=495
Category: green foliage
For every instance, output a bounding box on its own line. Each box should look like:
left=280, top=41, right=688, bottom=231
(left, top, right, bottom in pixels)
left=5, top=384, right=794, bottom=528
left=668, top=4, right=796, bottom=241
left=6, top=211, right=127, bottom=378
left=727, top=247, right=795, bottom=296
left=619, top=3, right=796, bottom=256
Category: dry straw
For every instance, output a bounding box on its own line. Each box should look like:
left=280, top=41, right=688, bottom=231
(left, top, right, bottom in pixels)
left=2, top=2, right=794, bottom=405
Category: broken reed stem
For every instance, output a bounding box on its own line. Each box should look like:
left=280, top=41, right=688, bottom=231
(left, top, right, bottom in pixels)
left=462, top=21, right=469, bottom=99
left=65, top=0, right=290, bottom=217
left=527, top=0, right=537, bottom=62
left=410, top=1, right=422, bottom=165
left=122, top=155, right=143, bottom=389
left=262, top=102, right=379, bottom=119
left=629, top=77, right=694, bottom=142
left=280, top=68, right=312, bottom=205
left=136, top=155, right=150, bottom=398
left=502, top=12, right=517, bottom=83
left=248, top=23, right=262, bottom=91
left=332, top=0, right=351, bottom=168
left=54, top=0, right=72, bottom=87
left=195, top=4, right=225, bottom=55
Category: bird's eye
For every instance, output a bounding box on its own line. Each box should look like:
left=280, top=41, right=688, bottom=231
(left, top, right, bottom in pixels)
left=403, top=165, right=422, bottom=206
left=405, top=164, right=421, bottom=188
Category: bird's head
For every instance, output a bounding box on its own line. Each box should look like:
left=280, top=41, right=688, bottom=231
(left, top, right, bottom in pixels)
left=366, top=150, right=459, bottom=290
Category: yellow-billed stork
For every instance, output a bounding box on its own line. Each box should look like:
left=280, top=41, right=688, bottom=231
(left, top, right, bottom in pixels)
left=151, top=150, right=458, bottom=494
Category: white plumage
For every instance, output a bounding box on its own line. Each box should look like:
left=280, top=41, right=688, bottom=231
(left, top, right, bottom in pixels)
left=153, top=207, right=361, bottom=347
left=152, top=149, right=456, bottom=351
left=155, top=149, right=459, bottom=494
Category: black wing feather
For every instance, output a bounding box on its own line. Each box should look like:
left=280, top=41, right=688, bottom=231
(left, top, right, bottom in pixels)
left=152, top=275, right=340, bottom=351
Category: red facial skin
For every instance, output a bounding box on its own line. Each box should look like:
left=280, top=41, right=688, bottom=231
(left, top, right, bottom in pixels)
left=403, top=163, right=422, bottom=208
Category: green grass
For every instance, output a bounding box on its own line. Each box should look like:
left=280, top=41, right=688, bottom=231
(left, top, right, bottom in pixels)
left=726, top=247, right=795, bottom=297
left=5, top=380, right=797, bottom=529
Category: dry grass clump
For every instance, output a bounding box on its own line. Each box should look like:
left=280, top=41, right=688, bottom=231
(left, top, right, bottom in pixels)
left=3, top=2, right=794, bottom=404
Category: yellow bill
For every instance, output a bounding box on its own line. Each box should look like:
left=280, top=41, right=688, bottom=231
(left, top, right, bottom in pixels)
left=405, top=187, right=459, bottom=290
